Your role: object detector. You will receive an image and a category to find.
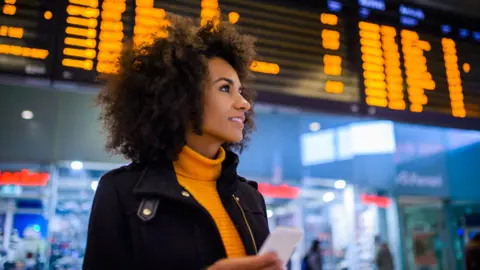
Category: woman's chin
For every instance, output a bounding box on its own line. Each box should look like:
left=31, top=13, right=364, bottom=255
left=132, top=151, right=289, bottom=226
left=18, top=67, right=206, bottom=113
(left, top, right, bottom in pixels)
left=223, top=134, right=243, bottom=144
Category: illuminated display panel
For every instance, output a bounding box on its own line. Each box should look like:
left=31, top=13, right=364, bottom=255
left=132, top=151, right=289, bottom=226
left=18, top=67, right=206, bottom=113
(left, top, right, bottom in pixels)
left=0, top=0, right=359, bottom=106
left=0, top=0, right=55, bottom=76
left=53, top=0, right=134, bottom=82
left=1, top=0, right=479, bottom=129
left=133, top=0, right=169, bottom=52
left=96, top=0, right=128, bottom=74
left=357, top=0, right=480, bottom=119
left=220, top=0, right=359, bottom=103
left=155, top=0, right=359, bottom=103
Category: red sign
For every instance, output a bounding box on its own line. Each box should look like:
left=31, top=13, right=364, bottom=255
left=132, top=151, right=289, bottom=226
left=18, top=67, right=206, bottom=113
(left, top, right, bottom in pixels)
left=360, top=193, right=391, bottom=208
left=0, top=169, right=50, bottom=187
left=258, top=183, right=301, bottom=199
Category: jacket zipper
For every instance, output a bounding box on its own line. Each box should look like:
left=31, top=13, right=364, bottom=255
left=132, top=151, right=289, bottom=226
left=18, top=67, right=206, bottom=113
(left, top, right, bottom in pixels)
left=232, top=194, right=258, bottom=254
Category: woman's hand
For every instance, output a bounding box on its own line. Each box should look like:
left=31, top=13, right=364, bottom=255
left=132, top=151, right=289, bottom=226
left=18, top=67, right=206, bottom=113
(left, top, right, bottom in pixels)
left=208, top=252, right=284, bottom=270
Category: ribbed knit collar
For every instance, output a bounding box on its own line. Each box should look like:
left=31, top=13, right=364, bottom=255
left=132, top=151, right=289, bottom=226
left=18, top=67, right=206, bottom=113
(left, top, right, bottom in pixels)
left=173, top=145, right=226, bottom=181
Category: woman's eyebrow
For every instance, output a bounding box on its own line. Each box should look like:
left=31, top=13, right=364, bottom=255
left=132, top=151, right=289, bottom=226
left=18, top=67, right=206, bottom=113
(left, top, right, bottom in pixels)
left=213, top=77, right=234, bottom=85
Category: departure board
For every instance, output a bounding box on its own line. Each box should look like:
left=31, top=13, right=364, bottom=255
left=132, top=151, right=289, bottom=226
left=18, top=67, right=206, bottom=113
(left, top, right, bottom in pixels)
left=152, top=0, right=359, bottom=103
left=356, top=0, right=480, bottom=119
left=0, top=0, right=480, bottom=128
left=219, top=0, right=358, bottom=103
left=0, top=0, right=55, bottom=76
left=52, top=0, right=134, bottom=82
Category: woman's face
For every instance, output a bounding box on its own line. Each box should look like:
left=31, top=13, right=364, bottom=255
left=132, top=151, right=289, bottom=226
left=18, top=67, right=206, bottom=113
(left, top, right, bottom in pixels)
left=201, top=57, right=251, bottom=144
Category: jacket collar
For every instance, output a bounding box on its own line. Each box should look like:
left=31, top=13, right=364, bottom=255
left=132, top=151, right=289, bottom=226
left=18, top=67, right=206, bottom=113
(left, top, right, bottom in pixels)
left=133, top=150, right=241, bottom=199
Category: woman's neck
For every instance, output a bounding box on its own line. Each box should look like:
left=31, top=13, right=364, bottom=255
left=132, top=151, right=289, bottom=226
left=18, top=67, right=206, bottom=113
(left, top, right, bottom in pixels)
left=185, top=133, right=222, bottom=159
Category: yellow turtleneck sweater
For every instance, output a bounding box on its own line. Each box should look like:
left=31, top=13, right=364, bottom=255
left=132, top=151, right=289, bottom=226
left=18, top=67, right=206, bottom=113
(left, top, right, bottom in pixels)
left=173, top=146, right=246, bottom=258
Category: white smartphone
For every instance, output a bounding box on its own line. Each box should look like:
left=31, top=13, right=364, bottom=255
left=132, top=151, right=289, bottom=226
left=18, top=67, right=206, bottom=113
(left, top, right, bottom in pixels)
left=258, top=226, right=304, bottom=264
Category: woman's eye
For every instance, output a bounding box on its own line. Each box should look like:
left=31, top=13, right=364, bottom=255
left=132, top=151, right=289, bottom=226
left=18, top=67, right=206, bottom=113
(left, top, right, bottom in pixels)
left=220, top=85, right=230, bottom=92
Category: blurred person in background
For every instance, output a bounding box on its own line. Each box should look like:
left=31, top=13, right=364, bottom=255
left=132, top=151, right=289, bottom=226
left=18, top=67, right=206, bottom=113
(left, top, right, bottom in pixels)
left=83, top=16, right=283, bottom=270
left=302, top=239, right=323, bottom=270
left=374, top=235, right=394, bottom=270
left=465, top=233, right=480, bottom=270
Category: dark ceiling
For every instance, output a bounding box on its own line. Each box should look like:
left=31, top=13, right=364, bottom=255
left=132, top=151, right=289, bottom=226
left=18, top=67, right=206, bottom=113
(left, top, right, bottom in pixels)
left=408, top=0, right=480, bottom=18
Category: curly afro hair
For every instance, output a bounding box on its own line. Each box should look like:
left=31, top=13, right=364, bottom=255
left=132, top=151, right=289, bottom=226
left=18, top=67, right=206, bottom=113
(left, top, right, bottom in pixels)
left=97, top=16, right=257, bottom=163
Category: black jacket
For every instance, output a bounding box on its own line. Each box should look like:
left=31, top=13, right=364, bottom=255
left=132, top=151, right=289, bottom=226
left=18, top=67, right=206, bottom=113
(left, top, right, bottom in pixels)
left=83, top=151, right=270, bottom=270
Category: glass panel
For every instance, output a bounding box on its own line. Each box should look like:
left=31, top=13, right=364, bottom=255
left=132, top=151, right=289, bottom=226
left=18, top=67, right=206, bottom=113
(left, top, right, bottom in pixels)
left=401, top=199, right=447, bottom=270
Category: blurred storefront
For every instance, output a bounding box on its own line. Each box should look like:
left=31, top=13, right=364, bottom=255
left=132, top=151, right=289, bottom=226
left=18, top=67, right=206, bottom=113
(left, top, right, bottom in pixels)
left=401, top=142, right=480, bottom=270
left=297, top=119, right=480, bottom=270
left=0, top=163, right=55, bottom=269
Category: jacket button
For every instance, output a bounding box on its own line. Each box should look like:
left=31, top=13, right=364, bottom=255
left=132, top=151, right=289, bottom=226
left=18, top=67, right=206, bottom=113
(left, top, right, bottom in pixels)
left=181, top=191, right=190, bottom=197
left=143, top=208, right=152, bottom=216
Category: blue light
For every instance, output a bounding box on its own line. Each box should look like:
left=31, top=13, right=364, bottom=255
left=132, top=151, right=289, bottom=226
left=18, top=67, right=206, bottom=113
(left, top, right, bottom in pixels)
left=358, top=0, right=385, bottom=11
left=399, top=5, right=425, bottom=20
left=0, top=185, right=22, bottom=195
left=459, top=28, right=470, bottom=38
left=441, top=25, right=452, bottom=34
left=359, top=8, right=370, bottom=19
left=400, top=16, right=418, bottom=27
left=457, top=228, right=464, bottom=236
left=473, top=32, right=480, bottom=41
left=327, top=0, right=342, bottom=12
left=32, top=224, right=41, bottom=232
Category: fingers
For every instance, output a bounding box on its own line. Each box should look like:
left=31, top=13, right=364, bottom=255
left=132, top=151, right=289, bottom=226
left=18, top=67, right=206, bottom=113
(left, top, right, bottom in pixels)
left=252, top=252, right=283, bottom=270
left=263, top=266, right=285, bottom=270
left=263, top=260, right=285, bottom=270
left=208, top=252, right=284, bottom=270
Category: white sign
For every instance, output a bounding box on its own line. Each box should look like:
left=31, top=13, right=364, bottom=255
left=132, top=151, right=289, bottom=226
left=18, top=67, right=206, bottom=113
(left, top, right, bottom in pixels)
left=395, top=171, right=443, bottom=188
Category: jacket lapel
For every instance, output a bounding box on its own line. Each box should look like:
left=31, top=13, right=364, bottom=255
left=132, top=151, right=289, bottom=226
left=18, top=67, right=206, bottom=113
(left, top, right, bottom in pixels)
left=217, top=152, right=258, bottom=255
left=131, top=152, right=258, bottom=256
left=132, top=162, right=187, bottom=203
left=133, top=151, right=241, bottom=203
left=219, top=189, right=258, bottom=256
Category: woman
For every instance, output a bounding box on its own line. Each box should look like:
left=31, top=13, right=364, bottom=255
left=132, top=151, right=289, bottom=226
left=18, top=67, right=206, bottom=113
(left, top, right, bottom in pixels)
left=83, top=16, right=283, bottom=270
